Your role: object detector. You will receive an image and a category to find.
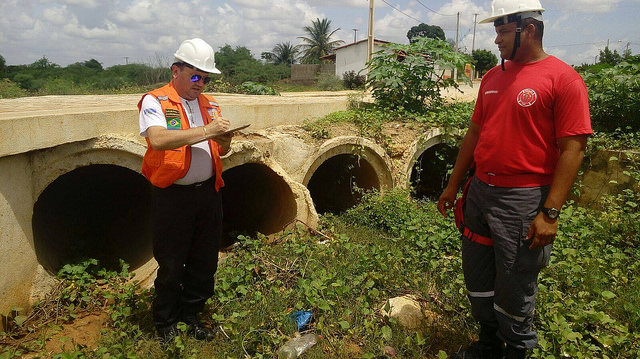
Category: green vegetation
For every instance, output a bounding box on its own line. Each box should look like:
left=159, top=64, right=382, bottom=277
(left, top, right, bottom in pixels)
left=342, top=70, right=367, bottom=90
left=214, top=45, right=290, bottom=86
left=406, top=23, right=446, bottom=43
left=261, top=42, right=300, bottom=66
left=2, top=162, right=639, bottom=358
left=298, top=18, right=344, bottom=64
left=366, top=37, right=470, bottom=113
left=471, top=49, right=498, bottom=77
left=1, top=57, right=171, bottom=96
left=0, top=47, right=290, bottom=98
left=581, top=59, right=640, bottom=133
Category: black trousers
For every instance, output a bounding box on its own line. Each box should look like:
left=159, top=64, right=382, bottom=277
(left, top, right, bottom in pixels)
left=150, top=177, right=222, bottom=329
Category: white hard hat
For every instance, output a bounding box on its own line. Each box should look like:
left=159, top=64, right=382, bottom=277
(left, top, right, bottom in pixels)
left=479, top=0, right=545, bottom=24
left=173, top=38, right=221, bottom=74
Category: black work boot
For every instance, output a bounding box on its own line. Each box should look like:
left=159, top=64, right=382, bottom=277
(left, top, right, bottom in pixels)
left=183, top=315, right=216, bottom=341
left=504, top=345, right=527, bottom=359
left=451, top=324, right=504, bottom=359
left=451, top=341, right=505, bottom=359
left=157, top=323, right=178, bottom=344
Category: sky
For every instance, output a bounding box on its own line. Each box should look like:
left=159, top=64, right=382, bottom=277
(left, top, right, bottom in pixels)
left=1, top=0, right=639, bottom=69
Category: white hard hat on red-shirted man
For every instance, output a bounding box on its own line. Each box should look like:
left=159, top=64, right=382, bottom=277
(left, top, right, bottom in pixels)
left=173, top=38, right=221, bottom=74
left=479, top=0, right=545, bottom=24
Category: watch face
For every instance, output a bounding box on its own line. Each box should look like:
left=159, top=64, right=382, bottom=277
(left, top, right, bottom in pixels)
left=544, top=207, right=560, bottom=219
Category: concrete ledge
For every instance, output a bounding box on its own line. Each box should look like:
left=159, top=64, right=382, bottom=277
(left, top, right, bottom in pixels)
left=0, top=92, right=350, bottom=157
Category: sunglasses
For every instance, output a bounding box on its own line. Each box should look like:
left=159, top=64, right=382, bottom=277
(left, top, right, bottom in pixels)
left=190, top=74, right=211, bottom=84
left=174, top=62, right=211, bottom=84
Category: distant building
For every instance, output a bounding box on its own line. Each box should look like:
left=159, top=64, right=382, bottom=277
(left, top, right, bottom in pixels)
left=320, top=39, right=390, bottom=79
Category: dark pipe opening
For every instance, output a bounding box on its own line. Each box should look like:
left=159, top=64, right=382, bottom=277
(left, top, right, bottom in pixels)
left=410, top=143, right=458, bottom=200
left=307, top=154, right=380, bottom=214
left=32, top=165, right=152, bottom=273
left=221, top=163, right=297, bottom=247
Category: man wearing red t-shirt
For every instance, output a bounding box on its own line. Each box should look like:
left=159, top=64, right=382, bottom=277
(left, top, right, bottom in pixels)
left=437, top=1, right=592, bottom=358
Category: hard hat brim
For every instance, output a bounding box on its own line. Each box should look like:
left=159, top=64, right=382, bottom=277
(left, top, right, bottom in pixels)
left=479, top=8, right=544, bottom=24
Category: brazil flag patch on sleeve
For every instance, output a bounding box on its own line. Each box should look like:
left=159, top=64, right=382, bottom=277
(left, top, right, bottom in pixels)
left=165, top=109, right=181, bottom=130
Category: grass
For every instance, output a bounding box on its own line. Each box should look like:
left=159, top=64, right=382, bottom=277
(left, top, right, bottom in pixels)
left=2, top=182, right=639, bottom=358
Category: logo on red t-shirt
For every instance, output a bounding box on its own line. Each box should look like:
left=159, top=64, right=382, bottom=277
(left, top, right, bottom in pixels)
left=517, top=88, right=537, bottom=107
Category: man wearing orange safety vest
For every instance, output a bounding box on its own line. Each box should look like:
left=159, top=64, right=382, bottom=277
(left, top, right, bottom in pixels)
left=437, top=1, right=592, bottom=358
left=138, top=38, right=232, bottom=342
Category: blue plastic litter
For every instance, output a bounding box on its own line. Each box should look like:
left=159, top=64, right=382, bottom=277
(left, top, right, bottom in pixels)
left=288, top=310, right=313, bottom=331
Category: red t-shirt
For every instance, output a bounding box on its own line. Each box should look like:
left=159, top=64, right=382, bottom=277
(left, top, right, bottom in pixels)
left=472, top=55, right=592, bottom=187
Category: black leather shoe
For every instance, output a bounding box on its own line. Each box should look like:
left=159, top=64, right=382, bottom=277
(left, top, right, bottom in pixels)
left=451, top=340, right=505, bottom=359
left=157, top=324, right=178, bottom=344
left=187, top=321, right=216, bottom=341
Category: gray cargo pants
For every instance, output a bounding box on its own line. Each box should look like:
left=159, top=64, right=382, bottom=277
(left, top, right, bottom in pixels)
left=462, top=176, right=551, bottom=349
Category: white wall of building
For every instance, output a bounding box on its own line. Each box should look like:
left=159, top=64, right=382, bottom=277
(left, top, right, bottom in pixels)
left=335, top=41, right=388, bottom=79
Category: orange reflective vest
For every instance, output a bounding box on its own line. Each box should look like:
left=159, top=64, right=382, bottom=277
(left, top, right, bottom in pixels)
left=138, top=82, right=225, bottom=190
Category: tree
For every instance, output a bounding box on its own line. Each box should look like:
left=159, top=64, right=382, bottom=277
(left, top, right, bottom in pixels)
left=472, top=49, right=498, bottom=77
left=262, top=42, right=300, bottom=66
left=407, top=23, right=445, bottom=43
left=599, top=46, right=622, bottom=66
left=298, top=18, right=344, bottom=64
left=0, top=54, right=6, bottom=77
left=29, top=56, right=59, bottom=69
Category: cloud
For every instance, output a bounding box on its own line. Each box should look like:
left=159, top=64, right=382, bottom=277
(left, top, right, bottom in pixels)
left=61, top=0, right=99, bottom=8
left=551, top=0, right=627, bottom=13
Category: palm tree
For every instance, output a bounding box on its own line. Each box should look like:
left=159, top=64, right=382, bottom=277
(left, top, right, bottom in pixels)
left=262, top=42, right=300, bottom=65
left=298, top=18, right=344, bottom=64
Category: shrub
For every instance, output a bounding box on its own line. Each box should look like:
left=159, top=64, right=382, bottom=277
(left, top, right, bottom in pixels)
left=0, top=78, right=27, bottom=98
left=582, top=61, right=640, bottom=133
left=237, top=81, right=280, bottom=95
left=366, top=37, right=469, bottom=113
left=206, top=78, right=236, bottom=93
left=342, top=70, right=366, bottom=89
left=316, top=72, right=343, bottom=91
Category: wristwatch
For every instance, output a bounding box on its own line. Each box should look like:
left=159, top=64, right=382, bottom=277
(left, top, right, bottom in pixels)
left=540, top=207, right=560, bottom=220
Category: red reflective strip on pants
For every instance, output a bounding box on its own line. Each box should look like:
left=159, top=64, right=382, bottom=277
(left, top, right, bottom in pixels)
left=463, top=227, right=493, bottom=246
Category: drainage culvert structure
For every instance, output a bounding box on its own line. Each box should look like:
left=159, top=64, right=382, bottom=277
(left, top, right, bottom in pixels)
left=30, top=137, right=153, bottom=275
left=4, top=131, right=396, bottom=315
left=404, top=129, right=459, bottom=200
left=301, top=136, right=394, bottom=214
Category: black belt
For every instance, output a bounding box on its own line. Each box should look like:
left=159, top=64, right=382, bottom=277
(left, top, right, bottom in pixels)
left=171, top=176, right=215, bottom=189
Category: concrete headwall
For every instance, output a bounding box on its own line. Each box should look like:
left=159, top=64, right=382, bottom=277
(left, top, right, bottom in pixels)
left=0, top=153, right=40, bottom=310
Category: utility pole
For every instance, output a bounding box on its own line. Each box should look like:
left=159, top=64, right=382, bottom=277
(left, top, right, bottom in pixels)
left=454, top=12, right=460, bottom=80
left=455, top=12, right=460, bottom=52
left=472, top=14, right=478, bottom=52
left=353, top=28, right=358, bottom=43
left=124, top=56, right=129, bottom=65
left=471, top=13, right=478, bottom=80
left=367, top=0, right=375, bottom=65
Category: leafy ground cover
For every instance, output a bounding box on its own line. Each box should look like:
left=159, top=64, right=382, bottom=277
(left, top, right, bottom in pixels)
left=2, top=162, right=638, bottom=358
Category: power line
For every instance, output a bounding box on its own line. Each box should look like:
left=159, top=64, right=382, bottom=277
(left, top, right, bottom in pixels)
left=546, top=41, right=607, bottom=48
left=380, top=0, right=423, bottom=24
left=415, top=0, right=457, bottom=16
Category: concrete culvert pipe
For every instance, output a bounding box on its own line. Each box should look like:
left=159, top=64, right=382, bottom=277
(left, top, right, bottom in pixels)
left=306, top=154, right=380, bottom=214
left=221, top=163, right=297, bottom=247
left=410, top=143, right=458, bottom=200
left=32, top=164, right=152, bottom=273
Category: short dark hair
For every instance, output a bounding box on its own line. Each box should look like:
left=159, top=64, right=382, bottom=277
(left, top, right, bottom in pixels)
left=522, top=18, right=544, bottom=41
left=171, top=61, right=196, bottom=70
